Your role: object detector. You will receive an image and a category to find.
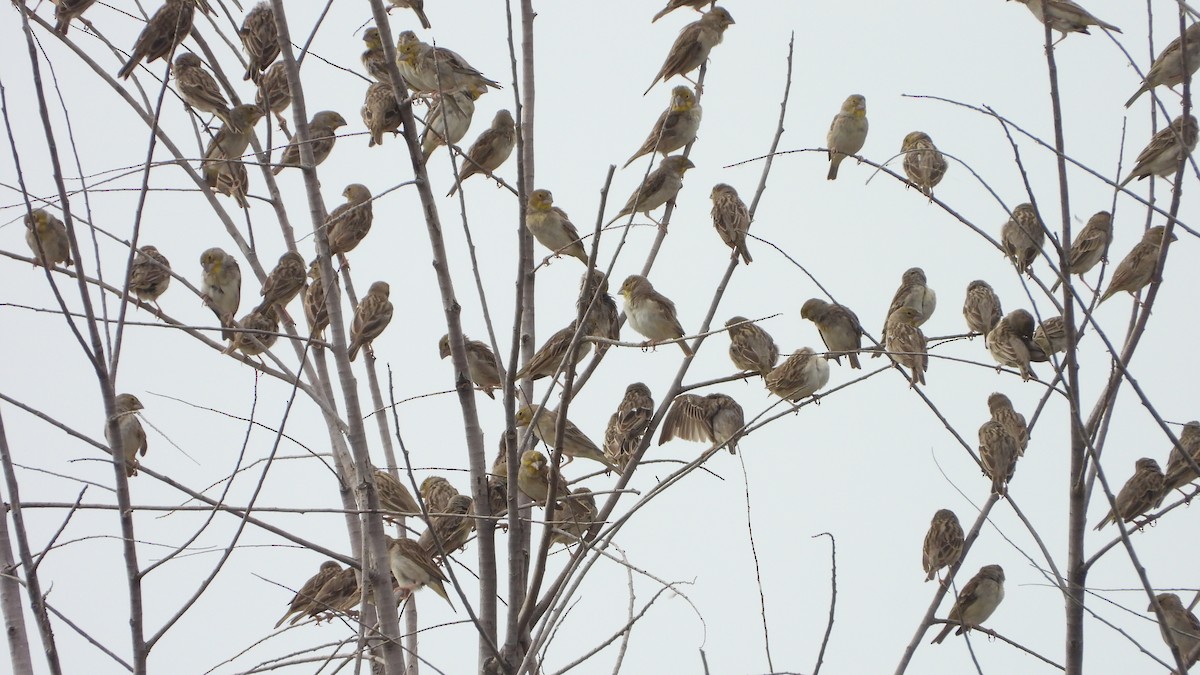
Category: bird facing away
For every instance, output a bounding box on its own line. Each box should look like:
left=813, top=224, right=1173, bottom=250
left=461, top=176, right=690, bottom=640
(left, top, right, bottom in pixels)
left=901, top=131, right=948, bottom=197
left=129, top=245, right=172, bottom=307
left=826, top=94, right=868, bottom=180
left=922, top=509, right=964, bottom=583
left=724, top=316, right=779, bottom=375
left=274, top=561, right=342, bottom=628
left=884, top=306, right=928, bottom=386
left=1001, top=203, right=1045, bottom=273
left=238, top=2, right=279, bottom=82
left=962, top=280, right=1002, bottom=342
left=979, top=419, right=1019, bottom=496
left=603, top=382, right=655, bottom=470
left=987, top=393, right=1029, bottom=456
left=106, top=393, right=147, bottom=478
left=1163, top=421, right=1200, bottom=494
left=326, top=184, right=375, bottom=257
left=658, top=392, right=745, bottom=454
left=877, top=267, right=935, bottom=350
left=1150, top=593, right=1200, bottom=670
left=930, top=565, right=1005, bottom=644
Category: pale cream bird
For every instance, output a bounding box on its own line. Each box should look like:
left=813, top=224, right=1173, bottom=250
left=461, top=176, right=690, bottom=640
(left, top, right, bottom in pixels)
left=420, top=86, right=481, bottom=162
left=199, top=247, right=241, bottom=341
left=930, top=565, right=1005, bottom=644
left=517, top=449, right=570, bottom=507
left=826, top=94, right=868, bottom=180
left=387, top=537, right=453, bottom=607
left=619, top=274, right=693, bottom=356
left=765, top=348, right=831, bottom=401
left=24, top=208, right=73, bottom=268
left=172, top=53, right=231, bottom=127
left=1012, top=0, right=1121, bottom=42
left=1031, top=316, right=1066, bottom=360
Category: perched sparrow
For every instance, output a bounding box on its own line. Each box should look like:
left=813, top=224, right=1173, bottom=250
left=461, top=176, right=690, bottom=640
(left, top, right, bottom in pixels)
left=987, top=393, right=1029, bottom=456
left=962, top=280, right=1002, bottom=342
left=603, top=383, right=655, bottom=470
left=901, top=131, right=948, bottom=197
left=256, top=251, right=306, bottom=315
left=625, top=86, right=702, bottom=168
left=979, top=420, right=1019, bottom=496
left=417, top=494, right=474, bottom=556
left=239, top=2, right=279, bottom=82
left=1051, top=211, right=1112, bottom=291
left=1031, top=316, right=1066, bottom=360
left=1120, top=115, right=1199, bottom=187
left=447, top=110, right=516, bottom=196
left=930, top=565, right=1006, bottom=644
left=117, top=0, right=204, bottom=80
left=54, top=0, right=99, bottom=35
left=651, top=0, right=711, bottom=22
left=878, top=268, right=935, bottom=350
left=800, top=299, right=863, bottom=369
left=420, top=87, right=481, bottom=162
left=375, top=469, right=421, bottom=521
left=199, top=247, right=241, bottom=341
left=327, top=184, right=374, bottom=256
left=725, top=316, right=779, bottom=375
left=387, top=537, right=452, bottom=607
left=766, top=347, right=831, bottom=401
left=24, top=208, right=73, bottom=268
left=273, top=111, right=347, bottom=174
left=1150, top=593, right=1200, bottom=669
left=619, top=274, right=693, bottom=356
left=1095, top=458, right=1164, bottom=530
left=549, top=488, right=597, bottom=545
left=255, top=62, right=293, bottom=131
left=922, top=509, right=964, bottom=582
left=1099, top=226, right=1176, bottom=304
left=172, top=53, right=231, bottom=127
left=1012, top=0, right=1120, bottom=41
left=361, top=27, right=391, bottom=83
left=578, top=270, right=621, bottom=356
left=987, top=309, right=1037, bottom=381
left=607, top=155, right=695, bottom=226
left=1001, top=203, right=1045, bottom=273
left=128, top=245, right=171, bottom=307
left=658, top=392, right=745, bottom=454
left=710, top=183, right=753, bottom=264
left=438, top=334, right=505, bottom=398
left=274, top=561, right=342, bottom=628
left=526, top=189, right=588, bottom=263
left=348, top=281, right=393, bottom=362
left=517, top=449, right=570, bottom=506
left=420, top=475, right=460, bottom=515
left=227, top=307, right=278, bottom=357
left=1163, top=421, right=1200, bottom=493
left=303, top=262, right=330, bottom=339
left=308, top=566, right=361, bottom=617
left=394, top=31, right=499, bottom=96
left=512, top=322, right=591, bottom=381
left=386, top=0, right=431, bottom=29
left=201, top=104, right=264, bottom=207
left=644, top=7, right=736, bottom=95
left=515, top=405, right=621, bottom=474
left=362, top=82, right=403, bottom=147
left=106, top=393, right=147, bottom=478
left=826, top=94, right=868, bottom=180
left=884, top=307, right=928, bottom=386
left=1126, top=23, right=1200, bottom=108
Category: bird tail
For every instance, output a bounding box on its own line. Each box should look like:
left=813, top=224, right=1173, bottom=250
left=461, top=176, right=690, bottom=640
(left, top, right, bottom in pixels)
left=827, top=155, right=843, bottom=180
left=413, top=7, right=433, bottom=29
left=738, top=243, right=753, bottom=264
left=349, top=341, right=361, bottom=361
left=651, top=7, right=669, bottom=22
left=847, top=352, right=861, bottom=370
left=1125, top=85, right=1148, bottom=109
left=117, top=57, right=138, bottom=80
left=930, top=623, right=953, bottom=644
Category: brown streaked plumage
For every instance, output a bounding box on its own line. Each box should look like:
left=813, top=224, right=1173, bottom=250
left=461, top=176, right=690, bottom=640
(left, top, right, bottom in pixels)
left=603, top=383, right=655, bottom=470
left=710, top=183, right=752, bottom=263
left=724, top=316, right=779, bottom=375
left=922, top=509, right=963, bottom=583
left=658, top=392, right=745, bottom=454
left=1095, top=458, right=1164, bottom=530
left=348, top=281, right=393, bottom=362
left=644, top=7, right=735, bottom=95
left=275, top=561, right=342, bottom=628
left=766, top=348, right=831, bottom=401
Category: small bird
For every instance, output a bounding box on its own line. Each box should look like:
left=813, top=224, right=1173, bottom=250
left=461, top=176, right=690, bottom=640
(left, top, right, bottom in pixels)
left=386, top=0, right=432, bottom=29
left=417, top=494, right=475, bottom=556
left=117, top=0, right=203, bottom=80
left=1012, top=0, right=1121, bottom=41
left=128, top=245, right=171, bottom=308
left=979, top=419, right=1019, bottom=496
left=922, top=509, right=964, bottom=583
left=327, top=184, right=374, bottom=257
left=517, top=449, right=570, bottom=506
left=1001, top=203, right=1045, bottom=273
left=515, top=405, right=621, bottom=474
left=513, top=322, right=591, bottom=381
left=387, top=537, right=452, bottom=607
left=438, top=334, right=505, bottom=398
left=273, top=111, right=347, bottom=174
left=644, top=7, right=736, bottom=95
left=987, top=310, right=1037, bottom=381
left=878, top=268, right=935, bottom=350
left=526, top=189, right=588, bottom=263
left=800, top=299, right=864, bottom=369
left=724, top=316, right=780, bottom=375
left=1095, top=458, right=1164, bottom=530
left=1120, top=115, right=1199, bottom=187
left=199, top=247, right=241, bottom=341
left=54, top=0, right=99, bottom=35
left=1051, top=211, right=1112, bottom=292
left=303, top=262, right=330, bottom=339
left=395, top=32, right=499, bottom=96
left=658, top=392, right=745, bottom=454
left=420, top=86, right=481, bottom=162
left=987, top=393, right=1029, bottom=456
left=826, top=94, right=868, bottom=180
left=651, top=0, right=711, bottom=22
left=710, top=183, right=753, bottom=264
left=930, top=565, right=1006, bottom=644
left=106, top=393, right=148, bottom=478
left=619, top=274, right=693, bottom=356
left=1031, top=316, right=1066, bottom=360
left=239, top=2, right=279, bottom=82
left=255, top=62, right=292, bottom=132
left=227, top=307, right=278, bottom=357
left=1126, top=22, right=1200, bottom=108
left=172, top=53, right=231, bottom=127
left=201, top=104, right=264, bottom=208
left=274, top=561, right=342, bottom=628
left=447, top=110, right=516, bottom=196
left=361, top=27, right=391, bottom=83
left=361, top=82, right=403, bottom=147
left=307, top=566, right=361, bottom=619
left=901, top=131, right=948, bottom=197
left=1098, top=226, right=1177, bottom=304
left=608, top=155, right=695, bottom=227
left=256, top=251, right=306, bottom=316
left=603, top=382, right=655, bottom=470
left=374, top=469, right=421, bottom=521
left=348, top=281, right=393, bottom=361
left=625, top=86, right=702, bottom=168
left=420, top=476, right=460, bottom=515
left=1150, top=593, right=1200, bottom=670
left=578, top=270, right=621, bottom=356
left=1163, top=421, right=1200, bottom=494
left=766, top=347, right=831, bottom=401
left=962, top=280, right=1002, bottom=342
left=884, top=306, right=928, bottom=386
left=24, top=208, right=73, bottom=268
left=549, top=488, right=597, bottom=545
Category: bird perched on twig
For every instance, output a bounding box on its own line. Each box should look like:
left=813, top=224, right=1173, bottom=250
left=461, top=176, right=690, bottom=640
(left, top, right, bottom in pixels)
left=930, top=565, right=1005, bottom=644
left=883, top=307, right=927, bottom=386
left=172, top=53, right=231, bottom=128
left=724, top=316, right=779, bottom=376
left=826, top=94, right=868, bottom=180
left=1051, top=211, right=1112, bottom=292
left=129, top=245, right=171, bottom=309
left=651, top=0, right=710, bottom=23
left=420, top=86, right=481, bottom=162
left=386, top=0, right=432, bottom=29
left=54, top=0, right=99, bottom=35
left=766, top=348, right=831, bottom=401
left=1162, top=421, right=1200, bottom=494
left=303, top=262, right=330, bottom=339
left=200, top=247, right=241, bottom=341
left=255, top=62, right=292, bottom=132
left=238, top=2, right=279, bottom=82
left=24, top=208, right=73, bottom=268
left=438, top=334, right=505, bottom=398
left=644, top=7, right=735, bottom=95
left=513, top=322, right=590, bottom=381
left=603, top=383, right=655, bottom=470
left=106, top=394, right=147, bottom=478
left=1120, top=116, right=1198, bottom=187
left=1095, top=458, right=1164, bottom=530
left=710, top=183, right=753, bottom=264
left=1098, top=226, right=1176, bottom=304
left=1150, top=593, right=1200, bottom=670
left=578, top=270, right=621, bottom=356
left=395, top=31, right=499, bottom=96
left=226, top=307, right=278, bottom=357
left=619, top=275, right=693, bottom=356
left=517, top=449, right=570, bottom=506
left=362, top=82, right=404, bottom=148
left=1011, top=0, right=1120, bottom=42
left=800, top=299, right=863, bottom=369
left=388, top=537, right=453, bottom=608
left=922, top=509, right=963, bottom=583
left=962, top=280, right=1002, bottom=343
left=421, top=476, right=460, bottom=515
left=526, top=189, right=588, bottom=263
left=987, top=393, right=1028, bottom=456
left=117, top=0, right=209, bottom=80
left=1001, top=203, right=1045, bottom=273
left=417, top=494, right=475, bottom=557
left=274, top=561, right=342, bottom=628
left=374, top=469, right=421, bottom=522
left=877, top=268, right=934, bottom=351
left=625, top=86, right=702, bottom=169
left=1126, top=23, right=1200, bottom=108
left=979, top=419, right=1019, bottom=496
left=447, top=110, right=516, bottom=196
left=659, top=392, right=745, bottom=454
left=201, top=104, right=264, bottom=208
left=255, top=251, right=306, bottom=316
left=987, top=309, right=1037, bottom=381
left=327, top=184, right=375, bottom=258
left=348, top=282, right=393, bottom=362
left=273, top=111, right=347, bottom=174
left=901, top=131, right=947, bottom=197
left=608, top=156, right=695, bottom=227
left=1031, top=316, right=1066, bottom=360
left=515, top=405, right=621, bottom=474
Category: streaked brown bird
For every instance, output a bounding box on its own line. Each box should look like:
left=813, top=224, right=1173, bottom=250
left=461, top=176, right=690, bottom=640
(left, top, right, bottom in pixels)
left=256, top=251, right=306, bottom=316
left=651, top=0, right=710, bottom=22
left=515, top=405, right=621, bottom=474
left=608, top=155, right=695, bottom=227
left=239, top=2, right=279, bottom=82
left=447, top=110, right=516, bottom=196
left=877, top=267, right=935, bottom=351
left=644, top=7, right=735, bottom=95
left=173, top=53, right=231, bottom=127
left=1120, top=115, right=1198, bottom=187
left=273, top=111, right=347, bottom=174
left=987, top=393, right=1028, bottom=456
left=766, top=348, right=831, bottom=401
left=1031, top=316, right=1066, bottom=361
left=438, top=334, right=505, bottom=398
left=1001, top=203, right=1044, bottom=273
left=603, top=382, right=655, bottom=470
left=922, top=509, right=964, bottom=583
left=348, top=281, right=393, bottom=362
left=710, top=183, right=753, bottom=263
left=386, top=0, right=431, bottom=29
left=979, top=420, right=1019, bottom=496
left=800, top=299, right=864, bottom=369
left=54, top=0, right=99, bottom=35
left=274, top=561, right=342, bottom=628
left=901, top=131, right=948, bottom=197
left=884, top=306, right=927, bottom=386
left=962, top=280, right=1002, bottom=343
left=362, top=82, right=404, bottom=147
left=724, top=316, right=779, bottom=376
left=117, top=0, right=205, bottom=80
left=418, top=494, right=475, bottom=556
left=578, top=270, right=621, bottom=356
left=1163, top=421, right=1200, bottom=494
left=930, top=565, right=1005, bottom=644
left=659, top=392, right=745, bottom=454
left=327, top=184, right=374, bottom=257
left=1098, top=226, right=1176, bottom=304
left=420, top=476, right=460, bottom=515
left=1050, top=211, right=1112, bottom=292
left=256, top=62, right=292, bottom=132
left=987, top=309, right=1037, bottom=381
left=513, top=322, right=590, bottom=381
left=1150, top=593, right=1200, bottom=670
left=303, top=262, right=330, bottom=339
left=549, top=488, right=597, bottom=545
left=226, top=307, right=278, bottom=357
left=375, top=469, right=420, bottom=521
left=1126, top=23, right=1200, bottom=108
left=24, top=209, right=73, bottom=268
left=526, top=189, right=588, bottom=263
left=129, top=245, right=171, bottom=308
left=625, top=86, right=702, bottom=169
left=1095, top=458, right=1164, bottom=530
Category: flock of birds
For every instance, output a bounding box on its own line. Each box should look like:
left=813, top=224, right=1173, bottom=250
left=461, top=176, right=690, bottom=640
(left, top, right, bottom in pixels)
left=17, top=0, right=1200, bottom=666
